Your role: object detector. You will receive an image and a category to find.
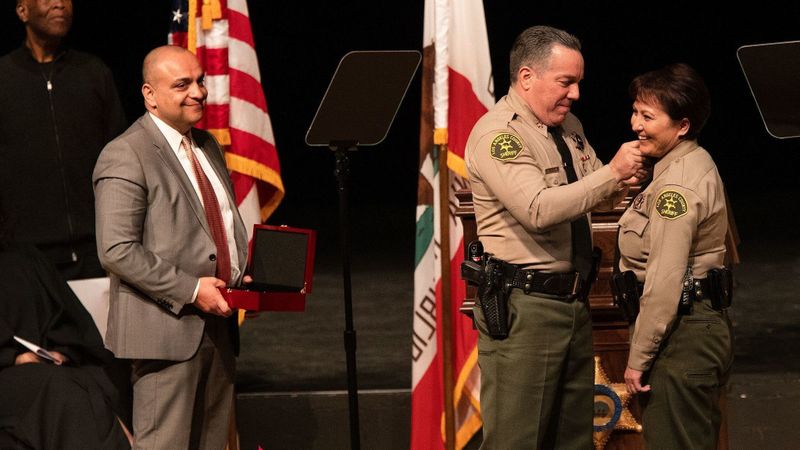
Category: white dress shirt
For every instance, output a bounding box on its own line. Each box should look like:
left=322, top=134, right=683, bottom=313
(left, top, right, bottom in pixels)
left=150, top=113, right=241, bottom=298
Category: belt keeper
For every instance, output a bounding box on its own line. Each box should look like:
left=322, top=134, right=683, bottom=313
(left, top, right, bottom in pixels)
left=694, top=280, right=704, bottom=298
left=523, top=272, right=534, bottom=294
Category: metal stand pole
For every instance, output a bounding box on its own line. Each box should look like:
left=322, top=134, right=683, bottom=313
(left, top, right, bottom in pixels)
left=332, top=141, right=360, bottom=450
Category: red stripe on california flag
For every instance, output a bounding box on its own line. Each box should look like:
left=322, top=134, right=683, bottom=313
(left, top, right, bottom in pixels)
left=410, top=330, right=445, bottom=450
left=229, top=68, right=268, bottom=112
left=447, top=68, right=489, bottom=160
left=228, top=9, right=256, bottom=47
left=229, top=128, right=280, bottom=169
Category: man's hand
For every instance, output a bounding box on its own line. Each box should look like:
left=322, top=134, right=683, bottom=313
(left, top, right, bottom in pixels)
left=609, top=141, right=645, bottom=182
left=49, top=351, right=69, bottom=366
left=194, top=277, right=232, bottom=317
left=624, top=367, right=651, bottom=394
left=239, top=275, right=261, bottom=319
left=14, top=351, right=42, bottom=365
left=620, top=156, right=654, bottom=186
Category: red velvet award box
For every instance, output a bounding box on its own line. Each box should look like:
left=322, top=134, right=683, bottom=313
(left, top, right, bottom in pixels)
left=219, top=224, right=316, bottom=311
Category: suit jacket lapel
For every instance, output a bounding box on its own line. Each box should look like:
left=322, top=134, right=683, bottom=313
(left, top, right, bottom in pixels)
left=139, top=113, right=213, bottom=239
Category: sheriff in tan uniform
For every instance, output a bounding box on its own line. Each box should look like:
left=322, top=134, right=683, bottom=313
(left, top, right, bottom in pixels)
left=618, top=140, right=732, bottom=448
left=468, top=90, right=626, bottom=270
left=464, top=26, right=645, bottom=449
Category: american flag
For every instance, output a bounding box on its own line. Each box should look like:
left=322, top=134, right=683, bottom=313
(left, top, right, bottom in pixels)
left=169, top=0, right=284, bottom=236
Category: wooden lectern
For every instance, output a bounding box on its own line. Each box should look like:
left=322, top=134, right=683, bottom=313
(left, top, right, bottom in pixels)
left=455, top=188, right=729, bottom=450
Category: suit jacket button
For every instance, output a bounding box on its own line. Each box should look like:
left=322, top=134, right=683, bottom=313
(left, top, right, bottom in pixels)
left=209, top=254, right=217, bottom=261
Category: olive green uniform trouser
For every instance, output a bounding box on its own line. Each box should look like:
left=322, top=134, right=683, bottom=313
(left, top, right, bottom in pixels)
left=641, top=298, right=733, bottom=450
left=475, top=290, right=593, bottom=449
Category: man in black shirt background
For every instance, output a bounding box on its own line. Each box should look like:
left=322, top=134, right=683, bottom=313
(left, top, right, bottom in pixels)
left=0, top=0, right=126, bottom=280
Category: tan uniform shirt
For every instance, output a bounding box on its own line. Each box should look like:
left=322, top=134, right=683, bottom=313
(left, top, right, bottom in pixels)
left=618, top=140, right=728, bottom=371
left=465, top=88, right=626, bottom=270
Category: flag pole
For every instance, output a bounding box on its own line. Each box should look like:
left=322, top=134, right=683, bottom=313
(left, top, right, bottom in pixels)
left=437, top=137, right=456, bottom=450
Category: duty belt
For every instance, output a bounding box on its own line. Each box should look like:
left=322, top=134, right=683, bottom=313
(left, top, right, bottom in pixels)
left=638, top=277, right=725, bottom=311
left=688, top=277, right=712, bottom=301
left=506, top=267, right=583, bottom=299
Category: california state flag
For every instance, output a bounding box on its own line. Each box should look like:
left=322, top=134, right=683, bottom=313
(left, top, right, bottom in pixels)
left=411, top=0, right=494, bottom=448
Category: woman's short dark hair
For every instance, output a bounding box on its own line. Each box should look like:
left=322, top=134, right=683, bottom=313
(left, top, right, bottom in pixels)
left=629, top=63, right=710, bottom=140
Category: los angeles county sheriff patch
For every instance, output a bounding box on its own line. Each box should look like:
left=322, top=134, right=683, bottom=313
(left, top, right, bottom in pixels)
left=489, top=133, right=524, bottom=161
left=655, top=190, right=688, bottom=220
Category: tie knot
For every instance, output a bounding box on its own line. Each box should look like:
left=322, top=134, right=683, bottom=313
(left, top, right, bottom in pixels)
left=181, top=135, right=192, bottom=150
left=547, top=126, right=562, bottom=136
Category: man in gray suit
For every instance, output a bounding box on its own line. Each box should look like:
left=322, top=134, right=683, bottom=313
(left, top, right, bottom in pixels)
left=94, top=45, right=248, bottom=449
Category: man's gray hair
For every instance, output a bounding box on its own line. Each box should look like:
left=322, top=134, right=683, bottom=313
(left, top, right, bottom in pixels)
left=509, top=26, right=581, bottom=83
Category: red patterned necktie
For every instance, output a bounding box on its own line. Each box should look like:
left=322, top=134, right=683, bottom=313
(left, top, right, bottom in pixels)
left=181, top=135, right=232, bottom=283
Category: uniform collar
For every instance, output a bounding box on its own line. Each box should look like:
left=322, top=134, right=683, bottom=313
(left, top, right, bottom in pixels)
left=507, top=87, right=549, bottom=138
left=653, top=139, right=700, bottom=180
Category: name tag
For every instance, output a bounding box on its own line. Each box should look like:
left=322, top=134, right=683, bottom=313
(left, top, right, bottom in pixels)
left=544, top=166, right=562, bottom=187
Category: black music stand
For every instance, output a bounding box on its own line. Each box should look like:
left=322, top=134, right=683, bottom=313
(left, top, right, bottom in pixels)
left=738, top=41, right=800, bottom=139
left=305, top=50, right=420, bottom=449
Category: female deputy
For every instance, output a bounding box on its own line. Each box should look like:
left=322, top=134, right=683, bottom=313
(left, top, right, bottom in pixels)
left=617, top=63, right=733, bottom=449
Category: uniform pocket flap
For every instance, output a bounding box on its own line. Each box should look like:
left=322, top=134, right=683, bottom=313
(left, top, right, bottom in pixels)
left=619, top=210, right=649, bottom=237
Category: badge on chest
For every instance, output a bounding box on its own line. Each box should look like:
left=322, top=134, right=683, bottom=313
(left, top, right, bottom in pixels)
left=632, top=193, right=645, bottom=211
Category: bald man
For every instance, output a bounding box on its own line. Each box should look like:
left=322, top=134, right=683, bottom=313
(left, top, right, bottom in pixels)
left=94, top=45, right=248, bottom=449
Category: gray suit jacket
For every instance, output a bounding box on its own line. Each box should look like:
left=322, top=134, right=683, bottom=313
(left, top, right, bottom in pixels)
left=93, top=113, right=247, bottom=361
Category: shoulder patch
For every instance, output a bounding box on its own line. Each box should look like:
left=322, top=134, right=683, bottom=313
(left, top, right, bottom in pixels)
left=654, top=190, right=688, bottom=220
left=489, top=133, right=524, bottom=161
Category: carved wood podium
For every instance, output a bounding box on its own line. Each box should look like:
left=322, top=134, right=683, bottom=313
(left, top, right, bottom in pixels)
left=455, top=188, right=729, bottom=450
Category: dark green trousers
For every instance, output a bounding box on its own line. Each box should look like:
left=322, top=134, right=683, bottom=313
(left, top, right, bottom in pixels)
left=640, top=298, right=733, bottom=450
left=475, top=290, right=593, bottom=449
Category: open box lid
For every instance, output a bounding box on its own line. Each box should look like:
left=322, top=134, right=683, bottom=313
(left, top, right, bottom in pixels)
left=247, top=224, right=317, bottom=293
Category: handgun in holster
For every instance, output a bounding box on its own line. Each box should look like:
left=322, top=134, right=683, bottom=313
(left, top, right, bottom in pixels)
left=707, top=267, right=734, bottom=310
left=610, top=270, right=641, bottom=323
left=460, top=259, right=484, bottom=287
left=460, top=241, right=511, bottom=340
left=477, top=256, right=511, bottom=340
left=461, top=250, right=510, bottom=340
left=460, top=240, right=485, bottom=287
